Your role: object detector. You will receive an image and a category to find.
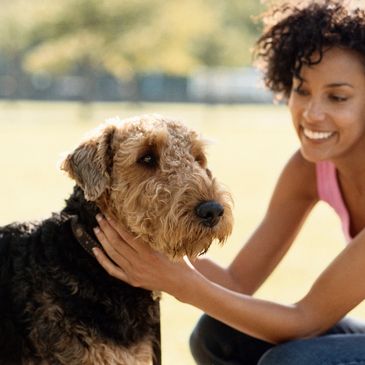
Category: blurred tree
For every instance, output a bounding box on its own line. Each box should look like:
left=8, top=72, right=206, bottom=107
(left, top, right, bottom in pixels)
left=9, top=0, right=263, bottom=75
left=20, top=0, right=212, bottom=78
left=192, top=1, right=264, bottom=67
left=0, top=0, right=65, bottom=98
left=0, top=0, right=264, bottom=100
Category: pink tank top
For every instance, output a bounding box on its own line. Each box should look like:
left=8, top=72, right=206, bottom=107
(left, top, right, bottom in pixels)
left=316, top=161, right=352, bottom=242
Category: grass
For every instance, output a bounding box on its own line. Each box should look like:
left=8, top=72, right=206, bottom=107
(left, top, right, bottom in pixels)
left=1, top=101, right=363, bottom=364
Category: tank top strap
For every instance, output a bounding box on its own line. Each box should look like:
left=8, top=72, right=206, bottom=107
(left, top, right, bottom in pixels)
left=316, top=161, right=351, bottom=242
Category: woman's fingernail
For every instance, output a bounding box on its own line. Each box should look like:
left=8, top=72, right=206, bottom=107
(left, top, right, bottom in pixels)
left=96, top=214, right=103, bottom=222
left=92, top=248, right=99, bottom=256
left=93, top=227, right=100, bottom=234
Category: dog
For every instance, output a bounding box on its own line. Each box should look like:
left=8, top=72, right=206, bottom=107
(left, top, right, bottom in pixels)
left=0, top=114, right=233, bottom=365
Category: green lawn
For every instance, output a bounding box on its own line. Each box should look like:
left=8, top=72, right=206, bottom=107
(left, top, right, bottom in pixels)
left=0, top=101, right=362, bottom=364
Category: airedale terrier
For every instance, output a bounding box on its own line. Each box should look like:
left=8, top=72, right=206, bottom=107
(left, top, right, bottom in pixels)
left=0, top=114, right=233, bottom=365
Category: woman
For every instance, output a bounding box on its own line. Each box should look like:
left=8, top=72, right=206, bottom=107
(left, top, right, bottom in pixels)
left=93, top=1, right=365, bottom=364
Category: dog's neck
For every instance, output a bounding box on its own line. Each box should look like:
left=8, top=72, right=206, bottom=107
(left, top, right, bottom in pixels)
left=62, top=186, right=99, bottom=228
left=61, top=186, right=103, bottom=255
left=69, top=214, right=102, bottom=256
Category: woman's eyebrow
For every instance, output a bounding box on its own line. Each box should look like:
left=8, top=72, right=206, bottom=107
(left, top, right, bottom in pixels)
left=292, top=79, right=354, bottom=89
left=325, top=82, right=354, bottom=88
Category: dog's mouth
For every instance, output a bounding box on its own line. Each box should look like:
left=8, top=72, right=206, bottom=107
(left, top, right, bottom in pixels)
left=154, top=216, right=232, bottom=260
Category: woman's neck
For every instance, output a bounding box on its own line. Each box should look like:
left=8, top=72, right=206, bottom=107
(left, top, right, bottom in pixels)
left=333, top=156, right=365, bottom=195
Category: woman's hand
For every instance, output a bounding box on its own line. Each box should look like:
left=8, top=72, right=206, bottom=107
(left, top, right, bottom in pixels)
left=92, top=214, right=193, bottom=296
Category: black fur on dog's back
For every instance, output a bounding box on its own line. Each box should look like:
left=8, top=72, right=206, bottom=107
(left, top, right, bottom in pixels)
left=0, top=186, right=160, bottom=364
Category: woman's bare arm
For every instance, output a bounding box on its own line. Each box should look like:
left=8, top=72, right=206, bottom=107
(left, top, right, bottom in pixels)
left=192, top=150, right=318, bottom=294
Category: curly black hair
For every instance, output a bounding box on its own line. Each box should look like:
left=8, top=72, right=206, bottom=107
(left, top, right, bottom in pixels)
left=255, top=0, right=365, bottom=99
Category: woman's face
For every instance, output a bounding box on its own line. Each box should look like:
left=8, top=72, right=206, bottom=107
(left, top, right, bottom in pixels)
left=288, top=47, right=365, bottom=164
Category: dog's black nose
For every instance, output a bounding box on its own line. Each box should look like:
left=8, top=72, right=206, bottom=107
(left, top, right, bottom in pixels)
left=195, top=201, right=224, bottom=227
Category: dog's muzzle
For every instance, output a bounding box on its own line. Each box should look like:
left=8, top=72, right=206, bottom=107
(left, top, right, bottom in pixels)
left=195, top=200, right=224, bottom=228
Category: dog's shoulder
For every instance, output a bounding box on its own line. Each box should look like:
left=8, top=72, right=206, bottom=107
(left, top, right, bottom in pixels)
left=0, top=220, right=41, bottom=257
left=0, top=220, right=39, bottom=238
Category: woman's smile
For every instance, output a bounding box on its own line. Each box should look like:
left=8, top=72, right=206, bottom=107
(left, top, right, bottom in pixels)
left=302, top=127, right=336, bottom=141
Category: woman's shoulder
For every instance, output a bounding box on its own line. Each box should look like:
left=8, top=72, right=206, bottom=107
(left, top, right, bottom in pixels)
left=279, top=150, right=318, bottom=202
left=287, top=149, right=316, bottom=171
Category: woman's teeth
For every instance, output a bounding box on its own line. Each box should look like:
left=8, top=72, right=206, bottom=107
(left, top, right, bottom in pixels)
left=303, top=128, right=334, bottom=140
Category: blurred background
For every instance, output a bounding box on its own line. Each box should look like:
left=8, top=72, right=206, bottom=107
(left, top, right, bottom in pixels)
left=0, top=0, right=271, bottom=104
left=0, top=0, right=363, bottom=364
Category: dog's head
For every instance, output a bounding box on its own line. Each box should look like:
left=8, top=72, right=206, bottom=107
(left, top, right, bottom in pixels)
left=61, top=114, right=233, bottom=259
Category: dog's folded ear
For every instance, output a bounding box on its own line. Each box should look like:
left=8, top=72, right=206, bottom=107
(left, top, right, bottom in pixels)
left=60, top=124, right=116, bottom=201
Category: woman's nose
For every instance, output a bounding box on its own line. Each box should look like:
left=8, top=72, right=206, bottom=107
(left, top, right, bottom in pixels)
left=303, top=99, right=326, bottom=123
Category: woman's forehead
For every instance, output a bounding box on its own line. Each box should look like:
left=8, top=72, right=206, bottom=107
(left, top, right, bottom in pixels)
left=296, top=47, right=365, bottom=83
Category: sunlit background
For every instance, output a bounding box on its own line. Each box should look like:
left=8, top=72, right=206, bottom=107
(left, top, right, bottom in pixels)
left=0, top=1, right=362, bottom=364
left=0, top=0, right=270, bottom=103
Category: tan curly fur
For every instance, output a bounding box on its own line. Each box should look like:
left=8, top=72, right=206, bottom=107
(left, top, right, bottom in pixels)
left=62, top=114, right=233, bottom=259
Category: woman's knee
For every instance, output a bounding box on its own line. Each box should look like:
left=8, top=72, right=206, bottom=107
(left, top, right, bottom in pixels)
left=189, top=315, right=224, bottom=363
left=190, top=315, right=273, bottom=365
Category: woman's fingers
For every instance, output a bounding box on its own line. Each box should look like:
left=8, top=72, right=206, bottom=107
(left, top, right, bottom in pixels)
left=104, top=215, right=136, bottom=244
left=93, top=224, right=133, bottom=267
left=93, top=238, right=147, bottom=288
left=96, top=214, right=135, bottom=252
left=96, top=214, right=121, bottom=246
left=93, top=247, right=128, bottom=282
left=93, top=214, right=167, bottom=289
left=98, top=214, right=150, bottom=255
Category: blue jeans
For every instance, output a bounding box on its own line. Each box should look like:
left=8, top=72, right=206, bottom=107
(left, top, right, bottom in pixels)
left=189, top=315, right=365, bottom=365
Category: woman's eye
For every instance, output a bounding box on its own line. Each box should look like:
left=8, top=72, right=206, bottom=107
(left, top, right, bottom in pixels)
left=138, top=153, right=158, bottom=168
left=329, top=95, right=347, bottom=102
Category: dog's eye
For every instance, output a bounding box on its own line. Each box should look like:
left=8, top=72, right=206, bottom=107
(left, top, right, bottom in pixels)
left=138, top=152, right=158, bottom=168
